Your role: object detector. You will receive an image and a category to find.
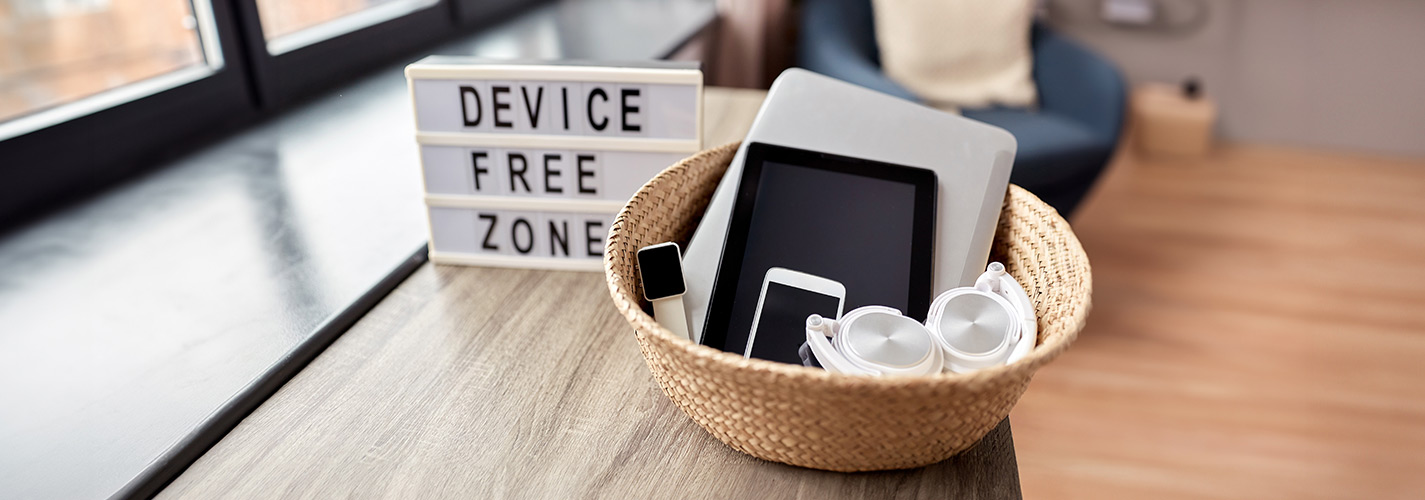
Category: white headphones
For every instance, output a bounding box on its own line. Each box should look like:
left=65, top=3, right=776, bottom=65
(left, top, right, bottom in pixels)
left=804, top=308, right=944, bottom=376
left=803, top=263, right=1036, bottom=375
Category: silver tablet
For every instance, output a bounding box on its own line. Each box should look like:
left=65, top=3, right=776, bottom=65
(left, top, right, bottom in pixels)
left=683, top=69, right=1016, bottom=343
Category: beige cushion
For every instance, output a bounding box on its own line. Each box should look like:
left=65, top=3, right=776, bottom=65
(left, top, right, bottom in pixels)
left=872, top=0, right=1038, bottom=113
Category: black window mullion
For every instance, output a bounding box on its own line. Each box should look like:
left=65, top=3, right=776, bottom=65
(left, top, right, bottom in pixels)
left=231, top=0, right=459, bottom=109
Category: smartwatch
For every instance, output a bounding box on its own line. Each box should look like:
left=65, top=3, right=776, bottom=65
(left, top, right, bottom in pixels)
left=637, top=242, right=691, bottom=341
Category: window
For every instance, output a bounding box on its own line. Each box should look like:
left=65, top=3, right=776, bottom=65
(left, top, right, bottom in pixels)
left=0, top=0, right=223, bottom=141
left=256, top=0, right=441, bottom=55
left=0, top=0, right=524, bottom=229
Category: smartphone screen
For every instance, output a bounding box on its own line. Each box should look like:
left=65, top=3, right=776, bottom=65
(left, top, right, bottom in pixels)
left=747, top=282, right=842, bottom=364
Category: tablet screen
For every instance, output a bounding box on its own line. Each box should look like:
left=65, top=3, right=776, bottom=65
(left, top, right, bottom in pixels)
left=702, top=143, right=937, bottom=356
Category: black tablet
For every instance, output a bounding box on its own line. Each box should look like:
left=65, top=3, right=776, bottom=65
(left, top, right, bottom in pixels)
left=701, top=142, right=937, bottom=358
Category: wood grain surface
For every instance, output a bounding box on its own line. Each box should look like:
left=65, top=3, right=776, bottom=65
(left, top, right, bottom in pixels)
left=1011, top=144, right=1425, bottom=499
left=158, top=88, right=1022, bottom=499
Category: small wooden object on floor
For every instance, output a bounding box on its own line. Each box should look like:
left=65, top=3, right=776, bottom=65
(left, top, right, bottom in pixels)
left=1132, top=82, right=1217, bottom=157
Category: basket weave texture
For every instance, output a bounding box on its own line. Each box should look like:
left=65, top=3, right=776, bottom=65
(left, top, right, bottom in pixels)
left=604, top=143, right=1091, bottom=471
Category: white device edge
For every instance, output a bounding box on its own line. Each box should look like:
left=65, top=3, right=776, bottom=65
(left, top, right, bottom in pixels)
left=743, top=267, right=845, bottom=358
left=406, top=63, right=703, bottom=85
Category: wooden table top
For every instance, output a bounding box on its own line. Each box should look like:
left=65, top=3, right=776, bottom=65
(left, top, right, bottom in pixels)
left=158, top=88, right=1021, bottom=499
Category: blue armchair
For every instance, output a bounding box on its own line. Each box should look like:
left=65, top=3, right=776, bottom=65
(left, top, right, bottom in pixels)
left=797, top=0, right=1126, bottom=216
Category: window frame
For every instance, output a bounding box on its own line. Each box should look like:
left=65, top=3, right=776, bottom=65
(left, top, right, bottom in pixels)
left=0, top=0, right=257, bottom=230
left=0, top=0, right=229, bottom=143
left=231, top=0, right=457, bottom=108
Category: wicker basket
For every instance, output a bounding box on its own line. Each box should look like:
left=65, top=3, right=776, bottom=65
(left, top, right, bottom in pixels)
left=604, top=142, right=1091, bottom=471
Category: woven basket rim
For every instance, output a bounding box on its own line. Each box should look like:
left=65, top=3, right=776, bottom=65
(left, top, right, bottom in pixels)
left=604, top=143, right=1088, bottom=390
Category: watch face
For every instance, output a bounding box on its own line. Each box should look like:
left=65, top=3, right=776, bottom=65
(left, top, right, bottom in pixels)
left=637, top=242, right=686, bottom=300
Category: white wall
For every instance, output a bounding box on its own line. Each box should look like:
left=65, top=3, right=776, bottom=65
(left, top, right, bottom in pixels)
left=1048, top=0, right=1425, bottom=157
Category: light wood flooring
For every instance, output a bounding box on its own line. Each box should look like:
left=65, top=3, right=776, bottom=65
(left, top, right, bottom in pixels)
left=1010, top=144, right=1425, bottom=499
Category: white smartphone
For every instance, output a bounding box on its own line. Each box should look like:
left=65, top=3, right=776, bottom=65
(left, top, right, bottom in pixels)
left=744, top=268, right=845, bottom=364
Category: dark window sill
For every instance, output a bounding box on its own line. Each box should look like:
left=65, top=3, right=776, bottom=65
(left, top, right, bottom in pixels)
left=0, top=2, right=715, bottom=499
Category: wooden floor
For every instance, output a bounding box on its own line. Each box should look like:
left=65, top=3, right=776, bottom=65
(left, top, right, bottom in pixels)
left=1010, top=144, right=1425, bottom=499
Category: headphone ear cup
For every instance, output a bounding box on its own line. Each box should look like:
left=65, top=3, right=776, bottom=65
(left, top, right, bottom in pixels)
left=931, top=290, right=1018, bottom=372
left=972, top=263, right=1037, bottom=347
left=805, top=319, right=876, bottom=375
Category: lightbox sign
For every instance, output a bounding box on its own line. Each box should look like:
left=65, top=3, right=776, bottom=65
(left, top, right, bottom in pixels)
left=406, top=58, right=702, bottom=270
